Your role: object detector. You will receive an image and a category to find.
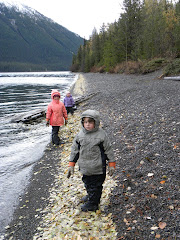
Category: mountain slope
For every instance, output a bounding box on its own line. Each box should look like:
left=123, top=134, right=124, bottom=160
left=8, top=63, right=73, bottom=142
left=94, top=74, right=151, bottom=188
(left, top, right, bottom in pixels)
left=0, top=1, right=84, bottom=71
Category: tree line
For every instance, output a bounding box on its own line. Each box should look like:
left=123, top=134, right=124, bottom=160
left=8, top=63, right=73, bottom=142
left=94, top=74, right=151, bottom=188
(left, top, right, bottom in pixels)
left=71, top=0, right=180, bottom=73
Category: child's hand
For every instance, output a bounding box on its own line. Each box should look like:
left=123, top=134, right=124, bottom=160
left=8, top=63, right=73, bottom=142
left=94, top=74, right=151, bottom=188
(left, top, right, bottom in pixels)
left=67, top=166, right=74, bottom=178
left=108, top=167, right=115, bottom=176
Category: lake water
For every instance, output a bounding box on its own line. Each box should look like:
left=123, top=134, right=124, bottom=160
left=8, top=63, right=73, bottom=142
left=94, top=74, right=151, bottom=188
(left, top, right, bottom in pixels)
left=0, top=71, right=78, bottom=236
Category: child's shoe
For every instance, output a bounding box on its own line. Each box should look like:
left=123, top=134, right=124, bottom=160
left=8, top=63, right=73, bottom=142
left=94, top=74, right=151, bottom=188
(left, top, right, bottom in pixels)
left=81, top=202, right=98, bottom=212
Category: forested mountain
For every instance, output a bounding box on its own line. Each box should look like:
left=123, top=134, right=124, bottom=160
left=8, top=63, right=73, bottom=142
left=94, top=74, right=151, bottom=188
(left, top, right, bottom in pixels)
left=0, top=1, right=84, bottom=72
left=72, top=0, right=180, bottom=74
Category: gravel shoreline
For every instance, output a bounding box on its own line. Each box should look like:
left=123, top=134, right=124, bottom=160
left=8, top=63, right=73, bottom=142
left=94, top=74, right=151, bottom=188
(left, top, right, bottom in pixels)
left=77, top=72, right=180, bottom=240
left=4, top=71, right=180, bottom=239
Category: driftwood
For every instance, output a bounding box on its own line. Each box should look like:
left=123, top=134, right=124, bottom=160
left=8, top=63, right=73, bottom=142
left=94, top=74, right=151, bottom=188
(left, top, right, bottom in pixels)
left=11, top=92, right=99, bottom=123
left=164, top=76, right=180, bottom=81
left=11, top=109, right=46, bottom=123
left=73, top=92, right=99, bottom=105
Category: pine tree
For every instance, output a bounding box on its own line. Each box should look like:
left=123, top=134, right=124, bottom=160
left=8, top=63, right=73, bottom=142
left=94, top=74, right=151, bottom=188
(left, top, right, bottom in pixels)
left=121, top=0, right=142, bottom=60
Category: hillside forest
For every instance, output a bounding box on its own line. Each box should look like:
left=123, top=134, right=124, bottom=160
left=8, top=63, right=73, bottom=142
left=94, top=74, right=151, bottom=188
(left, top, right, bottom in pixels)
left=71, top=0, right=180, bottom=75
left=0, top=2, right=83, bottom=72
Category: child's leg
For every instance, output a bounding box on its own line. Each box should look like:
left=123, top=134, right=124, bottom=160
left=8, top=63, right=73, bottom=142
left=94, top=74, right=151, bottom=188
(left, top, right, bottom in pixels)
left=52, top=126, right=60, bottom=145
left=66, top=107, right=70, bottom=114
left=82, top=174, right=106, bottom=210
left=70, top=107, right=74, bottom=115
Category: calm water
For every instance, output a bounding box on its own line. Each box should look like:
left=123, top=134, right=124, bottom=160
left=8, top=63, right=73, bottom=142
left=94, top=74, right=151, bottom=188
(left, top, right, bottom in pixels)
left=0, top=71, right=78, bottom=236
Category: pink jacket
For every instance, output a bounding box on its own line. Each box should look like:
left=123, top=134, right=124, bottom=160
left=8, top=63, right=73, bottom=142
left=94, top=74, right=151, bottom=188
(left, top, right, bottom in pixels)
left=46, top=90, right=68, bottom=126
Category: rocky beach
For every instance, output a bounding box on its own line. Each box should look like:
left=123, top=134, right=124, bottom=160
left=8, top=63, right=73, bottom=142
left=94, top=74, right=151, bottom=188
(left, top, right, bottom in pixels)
left=4, top=72, right=180, bottom=240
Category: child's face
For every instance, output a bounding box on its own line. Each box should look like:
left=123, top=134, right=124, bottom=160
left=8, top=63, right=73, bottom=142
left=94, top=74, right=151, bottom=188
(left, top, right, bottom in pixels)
left=66, top=93, right=70, bottom=97
left=53, top=96, right=60, bottom=100
left=83, top=117, right=95, bottom=131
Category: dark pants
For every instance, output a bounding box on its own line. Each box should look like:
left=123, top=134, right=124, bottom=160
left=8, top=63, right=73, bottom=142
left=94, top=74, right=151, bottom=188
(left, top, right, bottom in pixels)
left=52, top=126, right=60, bottom=145
left=82, top=173, right=106, bottom=206
left=66, top=107, right=74, bottom=115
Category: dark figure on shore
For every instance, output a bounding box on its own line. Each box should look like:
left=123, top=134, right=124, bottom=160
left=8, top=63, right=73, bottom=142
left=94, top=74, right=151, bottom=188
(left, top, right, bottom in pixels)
left=63, top=91, right=75, bottom=115
left=46, top=89, right=68, bottom=145
left=67, top=109, right=115, bottom=212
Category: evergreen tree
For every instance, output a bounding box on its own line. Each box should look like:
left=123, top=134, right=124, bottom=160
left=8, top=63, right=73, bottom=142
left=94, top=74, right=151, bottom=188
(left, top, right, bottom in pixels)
left=103, top=23, right=120, bottom=71
left=122, top=0, right=142, bottom=60
left=91, top=28, right=101, bottom=65
left=175, top=0, right=180, bottom=56
left=71, top=0, right=180, bottom=73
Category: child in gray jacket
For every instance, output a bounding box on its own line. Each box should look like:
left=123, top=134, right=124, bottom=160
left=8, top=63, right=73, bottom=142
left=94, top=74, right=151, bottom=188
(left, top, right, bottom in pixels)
left=67, top=109, right=115, bottom=212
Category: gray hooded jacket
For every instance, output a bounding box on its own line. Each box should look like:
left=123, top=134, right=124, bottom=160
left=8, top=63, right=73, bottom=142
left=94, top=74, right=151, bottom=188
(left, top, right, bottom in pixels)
left=70, top=109, right=114, bottom=175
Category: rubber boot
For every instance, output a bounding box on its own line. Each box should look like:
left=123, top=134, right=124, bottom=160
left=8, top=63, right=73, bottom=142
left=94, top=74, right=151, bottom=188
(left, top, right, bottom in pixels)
left=81, top=195, right=89, bottom=202
left=81, top=202, right=98, bottom=212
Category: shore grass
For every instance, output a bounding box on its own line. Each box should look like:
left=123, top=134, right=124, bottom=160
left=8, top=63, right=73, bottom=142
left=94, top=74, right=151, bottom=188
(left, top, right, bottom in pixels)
left=90, top=58, right=180, bottom=76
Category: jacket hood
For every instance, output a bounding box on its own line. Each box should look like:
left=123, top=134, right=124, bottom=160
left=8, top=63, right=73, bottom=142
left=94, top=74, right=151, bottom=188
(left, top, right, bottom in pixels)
left=65, top=94, right=72, bottom=98
left=81, top=109, right=100, bottom=132
left=51, top=89, right=61, bottom=99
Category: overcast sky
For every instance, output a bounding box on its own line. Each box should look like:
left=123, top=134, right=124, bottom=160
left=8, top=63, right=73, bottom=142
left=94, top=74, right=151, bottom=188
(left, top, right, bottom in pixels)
left=7, top=0, right=123, bottom=39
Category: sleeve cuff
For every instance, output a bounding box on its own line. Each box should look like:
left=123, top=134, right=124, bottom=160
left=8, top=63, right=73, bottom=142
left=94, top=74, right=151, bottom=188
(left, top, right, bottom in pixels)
left=69, top=162, right=75, bottom=167
left=109, top=162, right=116, bottom=168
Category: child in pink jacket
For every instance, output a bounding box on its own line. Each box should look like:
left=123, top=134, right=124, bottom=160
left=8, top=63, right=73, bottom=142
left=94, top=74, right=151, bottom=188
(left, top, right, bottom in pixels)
left=46, top=89, right=68, bottom=145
